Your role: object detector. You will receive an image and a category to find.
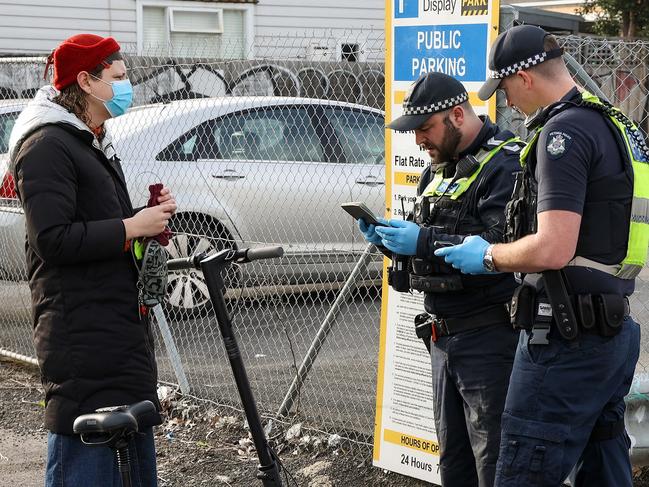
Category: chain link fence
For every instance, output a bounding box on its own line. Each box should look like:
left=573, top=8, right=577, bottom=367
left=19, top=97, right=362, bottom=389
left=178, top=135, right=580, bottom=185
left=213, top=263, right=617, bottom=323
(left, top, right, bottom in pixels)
left=2, top=14, right=649, bottom=463
left=555, top=34, right=649, bottom=403
left=0, top=30, right=389, bottom=454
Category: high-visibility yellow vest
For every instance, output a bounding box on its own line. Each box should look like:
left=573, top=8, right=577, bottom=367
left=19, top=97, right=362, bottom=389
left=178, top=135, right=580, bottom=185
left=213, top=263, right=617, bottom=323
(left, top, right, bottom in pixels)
left=520, top=91, right=649, bottom=279
left=423, top=136, right=522, bottom=198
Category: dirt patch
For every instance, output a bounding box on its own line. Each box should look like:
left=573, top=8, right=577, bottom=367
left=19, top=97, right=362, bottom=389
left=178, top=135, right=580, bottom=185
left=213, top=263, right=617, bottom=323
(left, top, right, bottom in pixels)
left=151, top=383, right=431, bottom=486
left=0, top=357, right=427, bottom=486
left=0, top=431, right=46, bottom=485
left=3, top=356, right=649, bottom=487
left=0, top=357, right=47, bottom=486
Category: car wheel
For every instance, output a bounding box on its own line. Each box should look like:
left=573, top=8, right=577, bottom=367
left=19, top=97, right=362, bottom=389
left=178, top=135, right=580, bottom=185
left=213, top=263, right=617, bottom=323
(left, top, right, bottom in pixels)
left=164, top=215, right=238, bottom=317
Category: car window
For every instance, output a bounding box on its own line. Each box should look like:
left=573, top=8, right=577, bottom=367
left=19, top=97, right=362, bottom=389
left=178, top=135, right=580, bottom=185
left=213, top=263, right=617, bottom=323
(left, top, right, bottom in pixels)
left=157, top=123, right=217, bottom=161
left=214, top=107, right=323, bottom=162
left=324, top=108, right=384, bottom=164
left=0, top=111, right=20, bottom=154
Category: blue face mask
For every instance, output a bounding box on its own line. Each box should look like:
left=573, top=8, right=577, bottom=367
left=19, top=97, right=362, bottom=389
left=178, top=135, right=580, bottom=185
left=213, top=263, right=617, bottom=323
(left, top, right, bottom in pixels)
left=91, top=76, right=133, bottom=118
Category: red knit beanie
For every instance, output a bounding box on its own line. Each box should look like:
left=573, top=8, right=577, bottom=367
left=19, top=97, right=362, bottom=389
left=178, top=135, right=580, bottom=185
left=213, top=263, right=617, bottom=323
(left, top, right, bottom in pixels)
left=48, top=33, right=121, bottom=90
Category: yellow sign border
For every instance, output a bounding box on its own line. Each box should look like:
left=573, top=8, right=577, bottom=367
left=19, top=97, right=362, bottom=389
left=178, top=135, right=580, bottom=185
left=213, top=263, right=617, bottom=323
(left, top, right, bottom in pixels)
left=373, top=0, right=394, bottom=461
left=375, top=0, right=501, bottom=465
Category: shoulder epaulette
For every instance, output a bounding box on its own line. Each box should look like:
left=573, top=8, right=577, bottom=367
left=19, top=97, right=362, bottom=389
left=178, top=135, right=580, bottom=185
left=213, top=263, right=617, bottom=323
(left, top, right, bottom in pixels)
left=484, top=132, right=523, bottom=154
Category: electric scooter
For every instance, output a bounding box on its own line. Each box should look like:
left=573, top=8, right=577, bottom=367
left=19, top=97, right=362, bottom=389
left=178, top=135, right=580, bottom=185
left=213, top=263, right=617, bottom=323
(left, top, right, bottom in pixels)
left=73, top=246, right=286, bottom=487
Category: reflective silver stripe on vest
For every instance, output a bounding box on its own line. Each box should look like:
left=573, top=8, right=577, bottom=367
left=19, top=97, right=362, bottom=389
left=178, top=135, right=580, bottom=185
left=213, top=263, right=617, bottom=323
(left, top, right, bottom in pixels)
left=617, top=264, right=643, bottom=280
left=565, top=257, right=641, bottom=279
left=631, top=197, right=649, bottom=225
left=565, top=256, right=621, bottom=275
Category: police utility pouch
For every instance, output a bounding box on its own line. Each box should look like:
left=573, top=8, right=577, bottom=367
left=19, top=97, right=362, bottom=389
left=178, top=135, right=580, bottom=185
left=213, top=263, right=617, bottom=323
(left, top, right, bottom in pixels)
left=411, top=257, right=434, bottom=275
left=410, top=274, right=463, bottom=293
left=510, top=284, right=535, bottom=330
left=414, top=312, right=433, bottom=352
left=576, top=294, right=596, bottom=331
left=596, top=294, right=625, bottom=337
left=388, top=253, right=410, bottom=292
left=136, top=239, right=168, bottom=307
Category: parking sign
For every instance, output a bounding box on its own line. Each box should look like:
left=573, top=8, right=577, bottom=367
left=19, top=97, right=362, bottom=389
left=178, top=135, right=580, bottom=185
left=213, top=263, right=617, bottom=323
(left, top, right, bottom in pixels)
left=374, top=0, right=500, bottom=484
left=395, top=0, right=419, bottom=18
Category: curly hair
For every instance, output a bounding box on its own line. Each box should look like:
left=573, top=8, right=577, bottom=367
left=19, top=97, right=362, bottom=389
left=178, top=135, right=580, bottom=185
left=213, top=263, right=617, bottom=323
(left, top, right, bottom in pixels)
left=52, top=81, right=97, bottom=130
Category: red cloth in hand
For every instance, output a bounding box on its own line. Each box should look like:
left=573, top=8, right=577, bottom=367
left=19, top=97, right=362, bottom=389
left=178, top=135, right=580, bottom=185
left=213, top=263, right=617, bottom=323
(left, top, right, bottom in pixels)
left=147, top=183, right=172, bottom=246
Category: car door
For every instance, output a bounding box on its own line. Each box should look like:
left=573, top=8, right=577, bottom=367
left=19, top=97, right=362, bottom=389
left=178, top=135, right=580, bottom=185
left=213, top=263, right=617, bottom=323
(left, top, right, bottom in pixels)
left=0, top=108, right=28, bottom=280
left=320, top=107, right=386, bottom=250
left=204, top=105, right=352, bottom=252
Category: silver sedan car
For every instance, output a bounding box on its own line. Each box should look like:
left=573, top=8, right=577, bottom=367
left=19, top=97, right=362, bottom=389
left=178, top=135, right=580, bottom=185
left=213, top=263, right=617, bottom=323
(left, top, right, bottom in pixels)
left=0, top=99, right=28, bottom=281
left=1, top=97, right=386, bottom=315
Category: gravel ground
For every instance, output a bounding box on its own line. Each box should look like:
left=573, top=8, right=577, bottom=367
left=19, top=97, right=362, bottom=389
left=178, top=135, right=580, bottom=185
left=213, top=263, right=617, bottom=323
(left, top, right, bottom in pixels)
left=0, top=357, right=430, bottom=487
left=4, top=357, right=649, bottom=486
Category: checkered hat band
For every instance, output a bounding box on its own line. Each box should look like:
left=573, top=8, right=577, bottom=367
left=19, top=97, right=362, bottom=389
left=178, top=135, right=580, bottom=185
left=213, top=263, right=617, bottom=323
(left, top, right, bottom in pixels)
left=488, top=48, right=564, bottom=79
left=403, top=92, right=469, bottom=115
left=489, top=52, right=548, bottom=79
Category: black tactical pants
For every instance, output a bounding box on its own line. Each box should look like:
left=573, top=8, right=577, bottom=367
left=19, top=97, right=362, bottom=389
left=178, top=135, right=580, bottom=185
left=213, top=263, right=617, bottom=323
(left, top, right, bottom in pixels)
left=495, top=318, right=639, bottom=487
left=431, top=322, right=519, bottom=487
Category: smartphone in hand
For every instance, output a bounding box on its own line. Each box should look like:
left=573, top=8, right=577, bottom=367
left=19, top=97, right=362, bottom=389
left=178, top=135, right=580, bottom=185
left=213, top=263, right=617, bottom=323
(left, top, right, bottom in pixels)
left=433, top=241, right=454, bottom=249
left=341, top=202, right=387, bottom=227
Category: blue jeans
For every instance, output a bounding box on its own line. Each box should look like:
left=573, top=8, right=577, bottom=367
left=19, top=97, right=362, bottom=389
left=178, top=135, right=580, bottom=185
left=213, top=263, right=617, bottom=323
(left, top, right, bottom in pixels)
left=431, top=323, right=519, bottom=487
left=45, top=427, right=157, bottom=487
left=494, top=317, right=640, bottom=487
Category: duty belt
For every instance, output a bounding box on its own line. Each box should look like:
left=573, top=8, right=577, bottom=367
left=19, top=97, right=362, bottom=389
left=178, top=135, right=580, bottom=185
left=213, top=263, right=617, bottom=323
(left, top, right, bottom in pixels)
left=415, top=305, right=511, bottom=349
left=510, top=285, right=630, bottom=344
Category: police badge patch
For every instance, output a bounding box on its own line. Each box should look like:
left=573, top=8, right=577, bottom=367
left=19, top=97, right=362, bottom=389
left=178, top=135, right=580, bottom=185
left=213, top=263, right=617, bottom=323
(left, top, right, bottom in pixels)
left=546, top=131, right=573, bottom=160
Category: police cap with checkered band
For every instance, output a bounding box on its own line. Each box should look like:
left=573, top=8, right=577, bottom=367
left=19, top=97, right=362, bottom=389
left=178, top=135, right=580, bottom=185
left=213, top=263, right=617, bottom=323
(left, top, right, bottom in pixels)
left=478, top=24, right=564, bottom=101
left=386, top=72, right=469, bottom=132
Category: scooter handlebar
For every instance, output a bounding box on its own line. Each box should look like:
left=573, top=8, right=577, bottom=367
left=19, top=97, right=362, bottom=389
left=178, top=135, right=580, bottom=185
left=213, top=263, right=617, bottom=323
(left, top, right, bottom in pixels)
left=167, top=246, right=284, bottom=271
left=167, top=254, right=203, bottom=271
left=236, top=246, right=284, bottom=263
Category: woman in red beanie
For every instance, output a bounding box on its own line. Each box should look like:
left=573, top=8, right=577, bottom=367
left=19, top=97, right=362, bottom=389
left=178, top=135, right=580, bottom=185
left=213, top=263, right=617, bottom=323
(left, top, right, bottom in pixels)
left=9, top=33, right=175, bottom=486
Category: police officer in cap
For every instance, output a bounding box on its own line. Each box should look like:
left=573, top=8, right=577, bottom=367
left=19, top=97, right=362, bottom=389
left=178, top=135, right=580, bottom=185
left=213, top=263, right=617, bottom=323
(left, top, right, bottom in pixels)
left=437, top=25, right=648, bottom=487
left=357, top=71, right=521, bottom=487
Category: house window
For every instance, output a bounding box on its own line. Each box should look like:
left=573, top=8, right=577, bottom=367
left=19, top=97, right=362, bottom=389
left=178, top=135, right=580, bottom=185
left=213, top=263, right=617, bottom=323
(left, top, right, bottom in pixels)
left=170, top=9, right=223, bottom=34
left=140, top=2, right=250, bottom=59
left=340, top=43, right=359, bottom=62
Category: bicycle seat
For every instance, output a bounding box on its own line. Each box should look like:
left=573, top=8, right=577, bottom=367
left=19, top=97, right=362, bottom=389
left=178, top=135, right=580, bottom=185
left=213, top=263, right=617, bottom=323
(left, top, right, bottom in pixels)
left=73, top=400, right=156, bottom=446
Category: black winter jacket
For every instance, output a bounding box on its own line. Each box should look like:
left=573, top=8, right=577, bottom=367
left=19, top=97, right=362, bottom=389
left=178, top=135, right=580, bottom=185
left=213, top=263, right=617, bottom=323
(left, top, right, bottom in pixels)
left=14, top=122, right=161, bottom=434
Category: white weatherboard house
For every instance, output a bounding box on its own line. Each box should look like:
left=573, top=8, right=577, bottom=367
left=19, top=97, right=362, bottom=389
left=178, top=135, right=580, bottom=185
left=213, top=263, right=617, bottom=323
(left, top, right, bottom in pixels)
left=0, top=0, right=385, bottom=60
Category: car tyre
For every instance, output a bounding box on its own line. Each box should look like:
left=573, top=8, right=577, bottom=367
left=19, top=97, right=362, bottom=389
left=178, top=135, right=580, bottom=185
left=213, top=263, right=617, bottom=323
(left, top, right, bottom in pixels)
left=164, top=214, right=238, bottom=317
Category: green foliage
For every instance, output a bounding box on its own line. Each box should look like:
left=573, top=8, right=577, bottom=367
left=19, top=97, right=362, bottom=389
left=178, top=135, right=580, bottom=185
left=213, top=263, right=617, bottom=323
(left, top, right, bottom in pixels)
left=581, top=0, right=649, bottom=38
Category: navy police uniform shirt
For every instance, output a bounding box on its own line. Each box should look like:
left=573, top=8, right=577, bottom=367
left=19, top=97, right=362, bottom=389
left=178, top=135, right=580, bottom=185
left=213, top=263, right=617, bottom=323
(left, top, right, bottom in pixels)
left=534, top=87, right=634, bottom=296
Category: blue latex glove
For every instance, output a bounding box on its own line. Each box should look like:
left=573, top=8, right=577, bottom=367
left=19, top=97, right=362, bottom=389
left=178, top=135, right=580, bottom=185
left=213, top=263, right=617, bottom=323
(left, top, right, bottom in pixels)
left=434, top=235, right=491, bottom=274
left=375, top=219, right=420, bottom=256
left=358, top=217, right=386, bottom=246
